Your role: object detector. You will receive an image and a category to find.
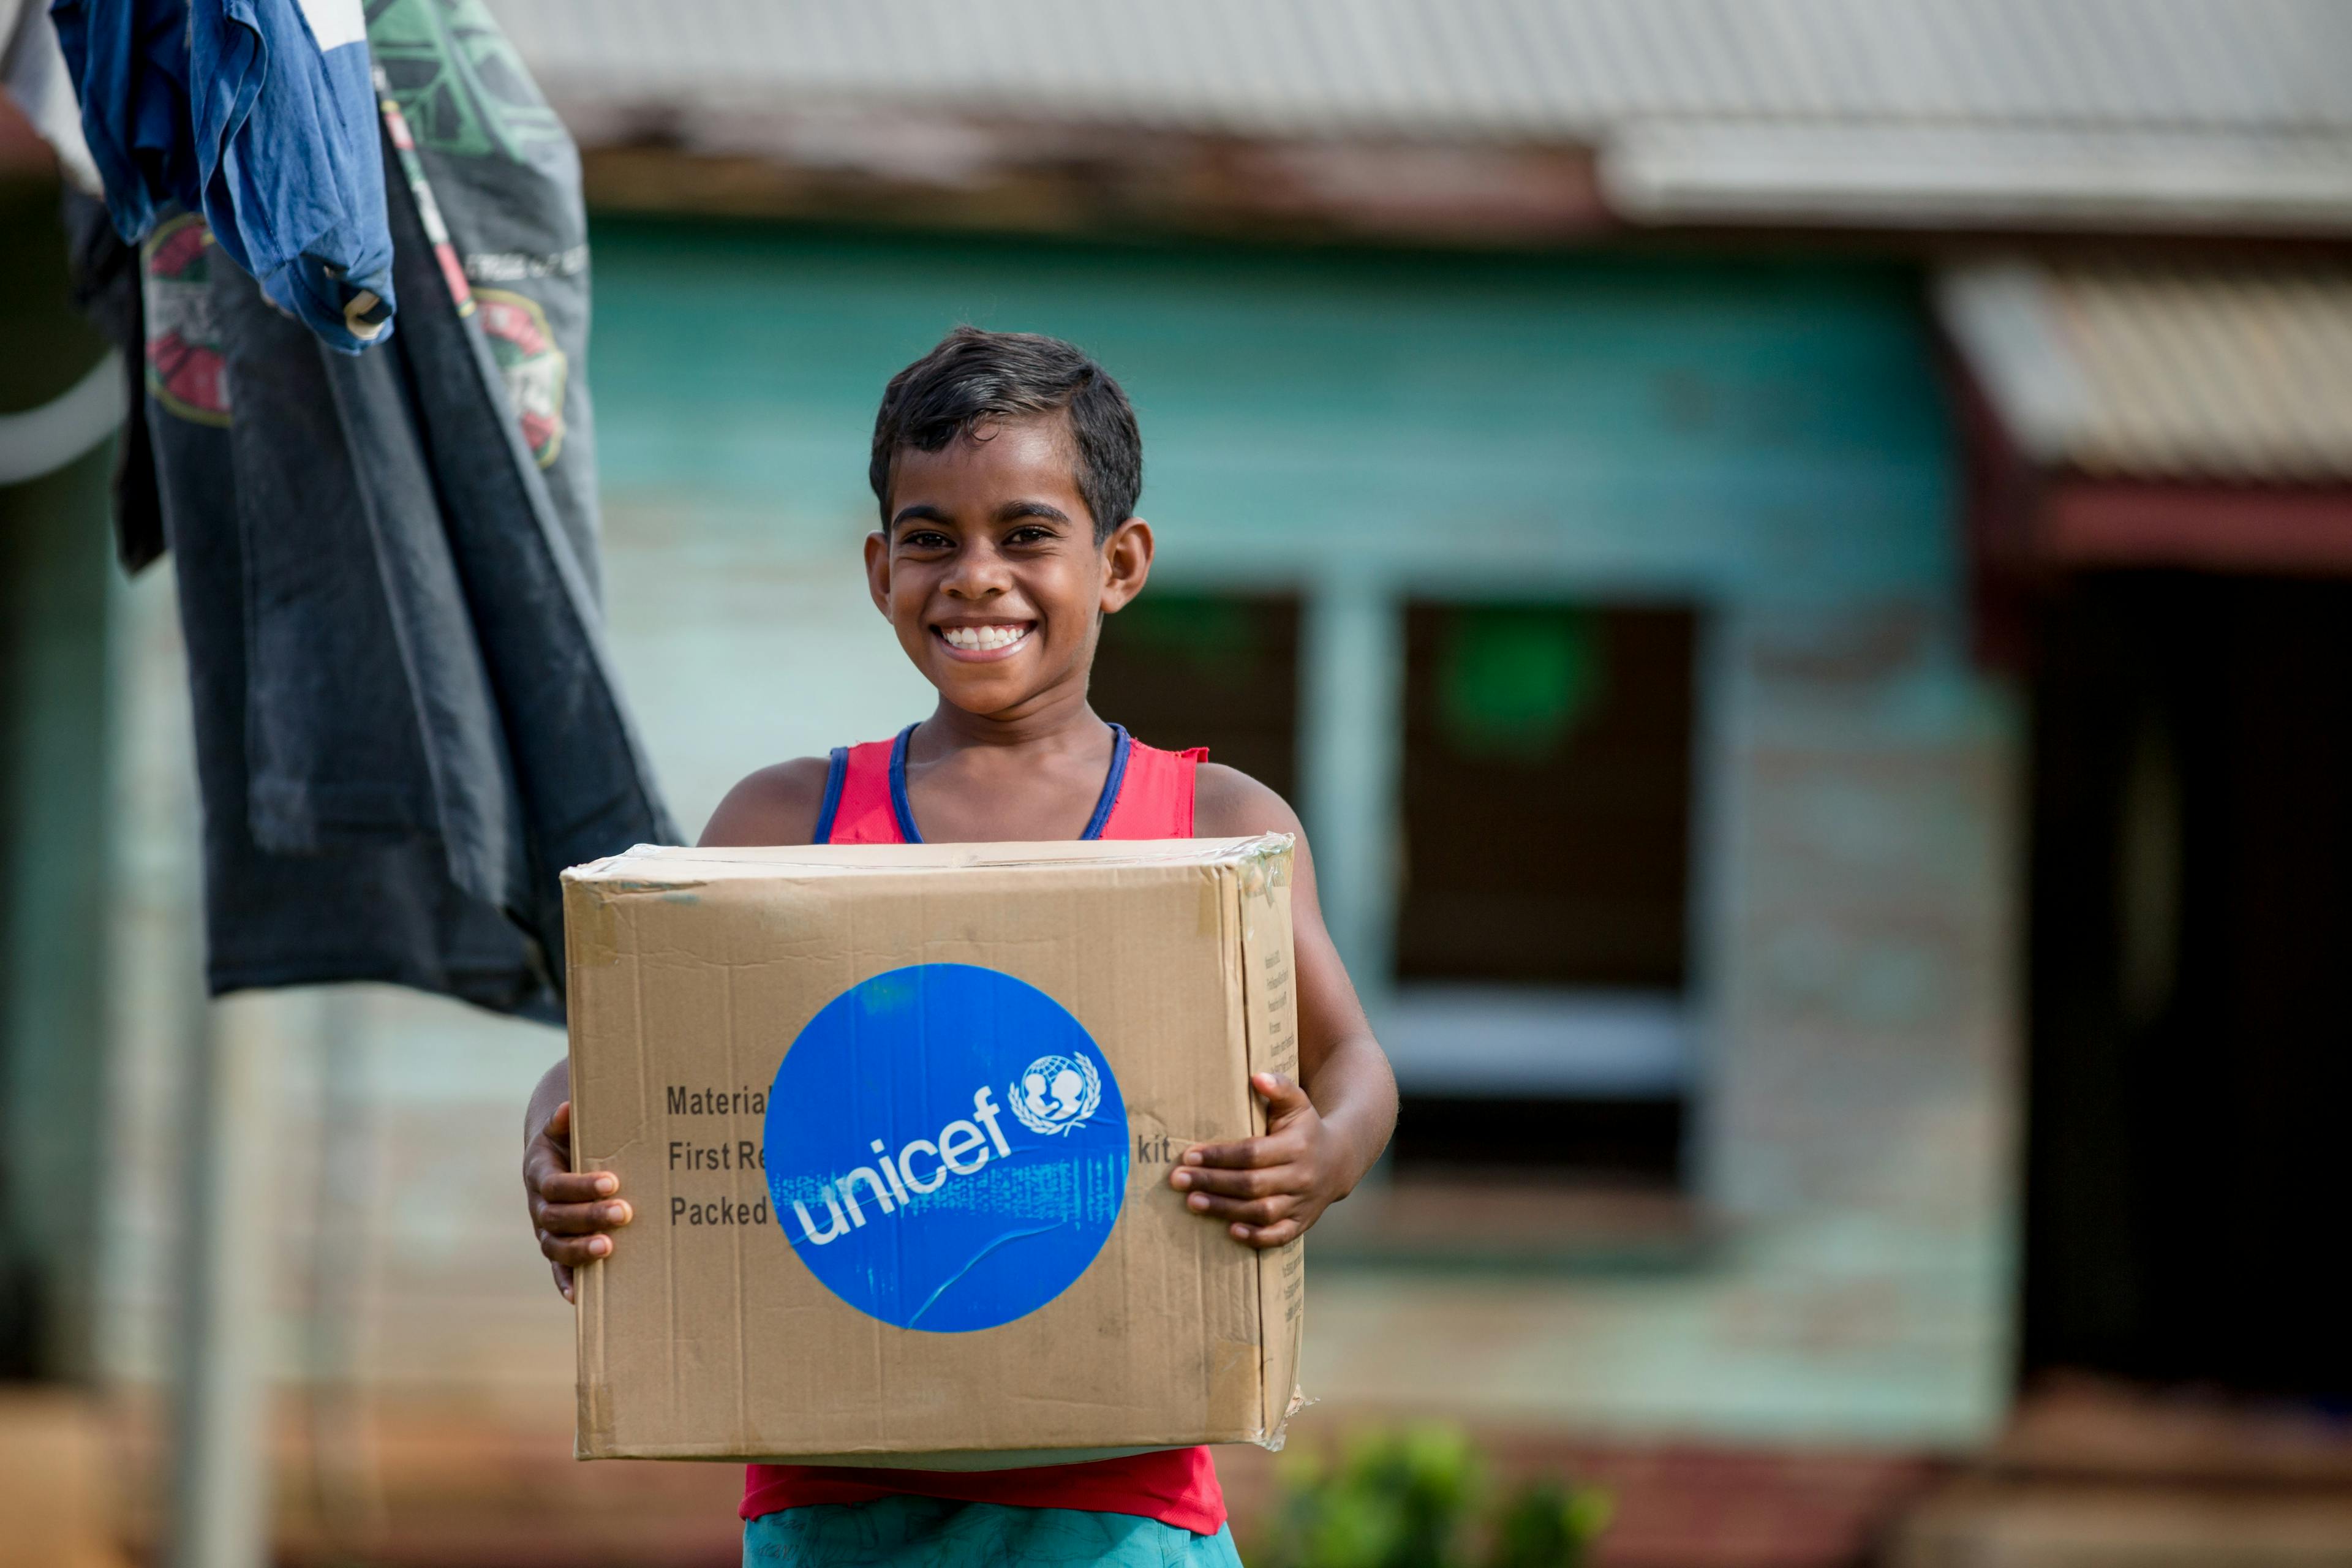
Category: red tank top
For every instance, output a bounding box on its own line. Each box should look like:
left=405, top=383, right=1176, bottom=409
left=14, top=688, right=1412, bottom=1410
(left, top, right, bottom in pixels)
left=742, top=722, right=1223, bottom=1532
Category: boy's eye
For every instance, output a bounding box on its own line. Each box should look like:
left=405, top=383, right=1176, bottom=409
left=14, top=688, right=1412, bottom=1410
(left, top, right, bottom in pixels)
left=1005, top=525, right=1054, bottom=546
left=900, top=529, right=954, bottom=551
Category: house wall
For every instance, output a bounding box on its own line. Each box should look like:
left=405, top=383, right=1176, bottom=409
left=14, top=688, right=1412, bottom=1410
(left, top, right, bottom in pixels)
left=99, top=222, right=2017, bottom=1446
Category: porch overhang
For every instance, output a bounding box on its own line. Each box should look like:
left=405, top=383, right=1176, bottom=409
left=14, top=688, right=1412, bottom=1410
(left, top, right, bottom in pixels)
left=1939, top=258, right=2352, bottom=587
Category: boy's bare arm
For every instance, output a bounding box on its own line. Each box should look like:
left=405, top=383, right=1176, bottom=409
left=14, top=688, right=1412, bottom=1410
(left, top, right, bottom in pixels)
left=1178, top=764, right=1400, bottom=1248
left=521, top=756, right=833, bottom=1298
left=699, top=756, right=832, bottom=849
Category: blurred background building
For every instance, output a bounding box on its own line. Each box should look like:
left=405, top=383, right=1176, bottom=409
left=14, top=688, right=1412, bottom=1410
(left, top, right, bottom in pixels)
left=3, top=2, right=2350, bottom=1564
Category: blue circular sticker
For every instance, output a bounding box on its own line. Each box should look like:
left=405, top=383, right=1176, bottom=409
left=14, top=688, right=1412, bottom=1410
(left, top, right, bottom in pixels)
left=763, top=963, right=1129, bottom=1333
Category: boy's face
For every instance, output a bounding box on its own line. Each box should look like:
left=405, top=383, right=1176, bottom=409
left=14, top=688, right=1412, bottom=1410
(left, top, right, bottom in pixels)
left=865, top=415, right=1152, bottom=720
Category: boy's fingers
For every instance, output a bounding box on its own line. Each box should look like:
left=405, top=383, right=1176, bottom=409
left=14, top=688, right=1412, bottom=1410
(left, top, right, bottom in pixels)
left=1180, top=1135, right=1292, bottom=1170
left=535, top=1199, right=633, bottom=1235
left=539, top=1229, right=615, bottom=1268
left=1231, top=1216, right=1303, bottom=1248
left=1170, top=1163, right=1286, bottom=1199
left=1183, top=1190, right=1298, bottom=1226
left=530, top=1168, right=618, bottom=1204
left=551, top=1260, right=575, bottom=1301
left=1252, top=1072, right=1313, bottom=1117
left=524, top=1101, right=575, bottom=1166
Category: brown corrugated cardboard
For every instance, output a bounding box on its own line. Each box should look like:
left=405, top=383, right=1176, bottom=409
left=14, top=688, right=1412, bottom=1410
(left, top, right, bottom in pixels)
left=562, top=835, right=1305, bottom=1464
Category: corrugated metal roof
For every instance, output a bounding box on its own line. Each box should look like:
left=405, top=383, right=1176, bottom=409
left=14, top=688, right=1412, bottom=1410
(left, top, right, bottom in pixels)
left=485, top=0, right=2352, bottom=229
left=1938, top=260, right=2352, bottom=483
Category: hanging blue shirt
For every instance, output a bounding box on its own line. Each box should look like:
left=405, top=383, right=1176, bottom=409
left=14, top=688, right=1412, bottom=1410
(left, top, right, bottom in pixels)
left=52, top=0, right=394, bottom=353
left=47, top=0, right=197, bottom=241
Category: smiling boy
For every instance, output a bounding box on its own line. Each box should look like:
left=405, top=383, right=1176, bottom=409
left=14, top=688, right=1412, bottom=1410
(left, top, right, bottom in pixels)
left=522, top=327, right=1399, bottom=1567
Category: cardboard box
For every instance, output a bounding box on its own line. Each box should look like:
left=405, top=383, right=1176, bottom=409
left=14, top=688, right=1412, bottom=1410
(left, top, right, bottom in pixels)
left=562, top=835, right=1305, bottom=1465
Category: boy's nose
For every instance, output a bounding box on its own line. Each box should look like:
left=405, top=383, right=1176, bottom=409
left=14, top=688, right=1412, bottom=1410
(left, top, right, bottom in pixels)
left=941, top=549, right=1013, bottom=597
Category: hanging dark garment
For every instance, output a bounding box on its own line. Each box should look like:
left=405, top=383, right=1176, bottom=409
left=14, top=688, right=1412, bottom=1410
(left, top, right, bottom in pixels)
left=72, top=0, right=676, bottom=1021
left=60, top=192, right=164, bottom=572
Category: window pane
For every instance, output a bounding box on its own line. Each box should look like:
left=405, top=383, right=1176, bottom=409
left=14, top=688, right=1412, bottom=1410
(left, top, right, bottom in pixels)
left=1089, top=591, right=1300, bottom=801
left=1396, top=602, right=1696, bottom=989
left=1392, top=601, right=1697, bottom=1183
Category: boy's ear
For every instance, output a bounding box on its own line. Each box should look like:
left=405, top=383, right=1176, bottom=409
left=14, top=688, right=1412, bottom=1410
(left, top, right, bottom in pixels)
left=863, top=530, right=892, bottom=617
left=1099, top=518, right=1153, bottom=616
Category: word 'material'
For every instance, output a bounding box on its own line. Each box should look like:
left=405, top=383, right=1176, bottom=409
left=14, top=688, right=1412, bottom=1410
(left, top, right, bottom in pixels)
left=788, top=1086, right=1013, bottom=1245
left=666, top=1083, right=767, bottom=1116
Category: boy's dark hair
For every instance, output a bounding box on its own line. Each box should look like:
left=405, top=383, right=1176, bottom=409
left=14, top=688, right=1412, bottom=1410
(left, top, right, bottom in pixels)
left=870, top=326, right=1142, bottom=542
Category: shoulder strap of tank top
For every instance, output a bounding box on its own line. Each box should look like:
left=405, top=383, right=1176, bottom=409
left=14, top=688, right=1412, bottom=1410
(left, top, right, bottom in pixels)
left=810, top=748, right=849, bottom=842
left=817, top=728, right=914, bottom=844
left=1076, top=725, right=1134, bottom=840
left=1097, top=735, right=1207, bottom=840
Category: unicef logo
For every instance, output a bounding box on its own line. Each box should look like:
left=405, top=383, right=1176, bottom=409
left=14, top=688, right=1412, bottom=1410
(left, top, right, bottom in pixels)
left=1011, top=1054, right=1101, bottom=1136
left=764, top=964, right=1129, bottom=1333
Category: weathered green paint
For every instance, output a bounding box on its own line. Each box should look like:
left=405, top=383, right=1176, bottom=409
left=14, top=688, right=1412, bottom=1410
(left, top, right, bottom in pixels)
left=1300, top=574, right=1404, bottom=990
left=588, top=222, right=1956, bottom=605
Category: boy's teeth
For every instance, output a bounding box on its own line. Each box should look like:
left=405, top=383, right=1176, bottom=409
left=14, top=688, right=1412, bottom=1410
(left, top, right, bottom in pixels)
left=943, top=624, right=1028, bottom=652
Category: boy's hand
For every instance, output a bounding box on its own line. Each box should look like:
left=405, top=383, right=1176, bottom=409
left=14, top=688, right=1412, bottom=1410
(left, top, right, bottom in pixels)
left=523, top=1100, right=633, bottom=1302
left=1169, top=1072, right=1341, bottom=1248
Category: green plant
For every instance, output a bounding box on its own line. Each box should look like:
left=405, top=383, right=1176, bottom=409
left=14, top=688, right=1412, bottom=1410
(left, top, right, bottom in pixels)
left=1251, top=1425, right=1611, bottom=1568
left=1485, top=1478, right=1615, bottom=1568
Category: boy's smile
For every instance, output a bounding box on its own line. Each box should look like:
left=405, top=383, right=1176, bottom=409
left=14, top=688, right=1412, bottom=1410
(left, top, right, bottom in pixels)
left=867, top=414, right=1152, bottom=724
left=934, top=620, right=1035, bottom=659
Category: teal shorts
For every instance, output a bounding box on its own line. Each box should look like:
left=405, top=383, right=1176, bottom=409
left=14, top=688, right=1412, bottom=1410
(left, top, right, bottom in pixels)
left=742, top=1497, right=1244, bottom=1567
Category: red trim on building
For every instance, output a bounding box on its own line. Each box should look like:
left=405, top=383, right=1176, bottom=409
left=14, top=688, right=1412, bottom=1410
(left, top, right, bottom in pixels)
left=2041, top=483, right=2352, bottom=575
